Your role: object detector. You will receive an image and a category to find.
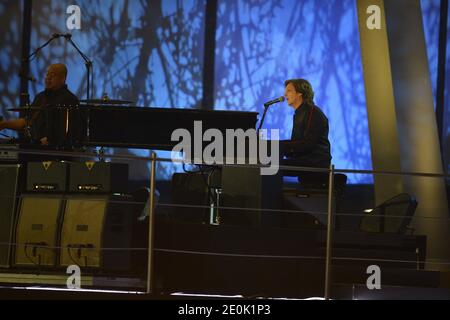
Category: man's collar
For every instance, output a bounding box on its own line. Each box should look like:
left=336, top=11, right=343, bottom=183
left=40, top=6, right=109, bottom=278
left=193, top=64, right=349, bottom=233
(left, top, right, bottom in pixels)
left=294, top=102, right=306, bottom=113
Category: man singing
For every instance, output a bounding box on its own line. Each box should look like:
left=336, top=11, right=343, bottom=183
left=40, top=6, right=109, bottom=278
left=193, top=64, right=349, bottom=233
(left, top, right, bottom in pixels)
left=281, top=78, right=331, bottom=169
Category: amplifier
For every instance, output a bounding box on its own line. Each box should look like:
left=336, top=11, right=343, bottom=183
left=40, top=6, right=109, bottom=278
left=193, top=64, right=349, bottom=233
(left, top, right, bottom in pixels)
left=69, top=162, right=129, bottom=193
left=26, top=161, right=69, bottom=192
left=0, top=144, right=19, bottom=162
left=59, top=194, right=143, bottom=272
left=14, top=194, right=64, bottom=267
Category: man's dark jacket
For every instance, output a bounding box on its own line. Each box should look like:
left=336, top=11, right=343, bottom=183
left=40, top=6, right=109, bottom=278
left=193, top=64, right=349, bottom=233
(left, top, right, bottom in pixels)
left=281, top=102, right=331, bottom=168
left=31, top=85, right=81, bottom=146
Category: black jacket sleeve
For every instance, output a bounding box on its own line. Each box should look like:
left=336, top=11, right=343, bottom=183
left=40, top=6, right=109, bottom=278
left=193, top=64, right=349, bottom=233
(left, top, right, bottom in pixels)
left=281, top=107, right=327, bottom=157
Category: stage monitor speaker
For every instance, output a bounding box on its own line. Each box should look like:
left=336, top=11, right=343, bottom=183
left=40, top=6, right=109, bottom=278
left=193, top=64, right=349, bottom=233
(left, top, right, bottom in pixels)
left=0, top=165, right=22, bottom=267
left=59, top=195, right=140, bottom=272
left=14, top=195, right=63, bottom=266
left=282, top=191, right=336, bottom=229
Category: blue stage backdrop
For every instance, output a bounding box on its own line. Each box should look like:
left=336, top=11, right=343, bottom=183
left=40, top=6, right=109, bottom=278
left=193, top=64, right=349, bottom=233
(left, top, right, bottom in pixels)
left=441, top=1, right=450, bottom=173
left=214, top=0, right=373, bottom=183
left=421, top=0, right=450, bottom=174
left=447, top=2, right=450, bottom=174
left=0, top=1, right=23, bottom=138
left=422, top=0, right=441, bottom=109
left=0, top=0, right=448, bottom=182
left=28, top=0, right=206, bottom=180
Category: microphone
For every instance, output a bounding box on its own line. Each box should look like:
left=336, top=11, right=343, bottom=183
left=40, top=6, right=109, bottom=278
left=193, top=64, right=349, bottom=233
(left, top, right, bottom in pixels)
left=18, top=72, right=37, bottom=83
left=264, top=96, right=285, bottom=107
left=52, top=33, right=72, bottom=39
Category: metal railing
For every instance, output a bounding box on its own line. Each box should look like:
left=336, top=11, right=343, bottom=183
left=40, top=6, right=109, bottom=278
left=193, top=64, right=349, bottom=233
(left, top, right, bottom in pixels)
left=1, top=147, right=449, bottom=299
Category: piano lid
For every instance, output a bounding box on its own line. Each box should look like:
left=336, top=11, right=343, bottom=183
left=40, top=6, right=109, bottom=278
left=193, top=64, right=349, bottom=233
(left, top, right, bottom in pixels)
left=83, top=106, right=258, bottom=150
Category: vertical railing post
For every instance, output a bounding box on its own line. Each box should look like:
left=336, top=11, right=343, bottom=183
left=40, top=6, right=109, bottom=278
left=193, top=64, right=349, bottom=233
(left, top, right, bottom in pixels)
left=324, top=164, right=335, bottom=299
left=146, top=152, right=157, bottom=294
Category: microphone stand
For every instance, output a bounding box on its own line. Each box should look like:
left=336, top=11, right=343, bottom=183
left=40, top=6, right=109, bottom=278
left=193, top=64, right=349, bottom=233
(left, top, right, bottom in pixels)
left=27, top=35, right=59, bottom=61
left=64, top=34, right=92, bottom=101
left=63, top=34, right=93, bottom=141
left=19, top=35, right=61, bottom=140
left=21, top=34, right=60, bottom=106
left=24, top=34, right=94, bottom=102
left=258, top=97, right=284, bottom=139
left=257, top=103, right=271, bottom=137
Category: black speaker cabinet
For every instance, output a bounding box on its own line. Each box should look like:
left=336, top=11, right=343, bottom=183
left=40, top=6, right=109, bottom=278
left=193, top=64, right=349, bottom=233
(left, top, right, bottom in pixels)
left=171, top=171, right=219, bottom=224
left=26, top=161, right=69, bottom=192
left=59, top=195, right=141, bottom=272
left=0, top=165, right=22, bottom=267
left=14, top=194, right=64, bottom=266
left=220, top=166, right=283, bottom=226
left=69, top=162, right=128, bottom=193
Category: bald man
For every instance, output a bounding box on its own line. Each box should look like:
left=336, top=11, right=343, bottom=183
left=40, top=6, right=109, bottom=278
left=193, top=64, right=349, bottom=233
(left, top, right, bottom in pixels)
left=0, top=63, right=79, bottom=146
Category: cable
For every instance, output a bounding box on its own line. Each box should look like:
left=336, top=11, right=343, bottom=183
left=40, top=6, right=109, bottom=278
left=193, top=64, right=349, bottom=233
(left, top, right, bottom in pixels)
left=66, top=244, right=93, bottom=267
left=197, top=165, right=217, bottom=206
left=182, top=162, right=200, bottom=173
left=207, top=167, right=221, bottom=224
left=23, top=242, right=50, bottom=267
left=67, top=245, right=79, bottom=266
left=24, top=243, right=38, bottom=266
left=82, top=244, right=94, bottom=267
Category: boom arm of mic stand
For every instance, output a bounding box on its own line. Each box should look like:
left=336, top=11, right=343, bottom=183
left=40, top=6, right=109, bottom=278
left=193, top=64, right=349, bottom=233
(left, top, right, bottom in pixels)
left=26, top=35, right=59, bottom=62
left=65, top=37, right=93, bottom=141
left=21, top=35, right=60, bottom=106
left=257, top=105, right=270, bottom=136
left=66, top=37, right=93, bottom=101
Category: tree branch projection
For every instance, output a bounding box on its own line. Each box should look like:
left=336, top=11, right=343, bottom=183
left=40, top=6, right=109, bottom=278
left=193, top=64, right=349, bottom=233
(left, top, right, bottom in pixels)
left=214, top=0, right=371, bottom=181
left=0, top=1, right=22, bottom=119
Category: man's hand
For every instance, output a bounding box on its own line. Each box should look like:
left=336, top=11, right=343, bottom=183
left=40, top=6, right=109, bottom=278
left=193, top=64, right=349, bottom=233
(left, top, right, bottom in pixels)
left=0, top=118, right=26, bottom=131
left=40, top=137, right=49, bottom=146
